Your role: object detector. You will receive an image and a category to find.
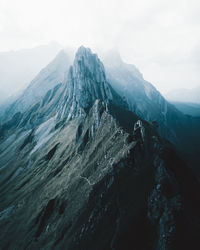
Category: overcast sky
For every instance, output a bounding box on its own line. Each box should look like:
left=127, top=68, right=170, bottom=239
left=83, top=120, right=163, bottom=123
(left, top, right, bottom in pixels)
left=0, top=0, right=200, bottom=94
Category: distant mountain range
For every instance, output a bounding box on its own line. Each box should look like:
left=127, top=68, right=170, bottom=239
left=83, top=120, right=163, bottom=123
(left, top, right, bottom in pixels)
left=0, top=46, right=200, bottom=250
left=0, top=42, right=63, bottom=103
left=166, top=86, right=200, bottom=104
left=170, top=101, right=200, bottom=117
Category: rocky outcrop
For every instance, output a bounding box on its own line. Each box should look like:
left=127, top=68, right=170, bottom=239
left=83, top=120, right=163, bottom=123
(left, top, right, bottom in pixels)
left=56, top=46, right=114, bottom=120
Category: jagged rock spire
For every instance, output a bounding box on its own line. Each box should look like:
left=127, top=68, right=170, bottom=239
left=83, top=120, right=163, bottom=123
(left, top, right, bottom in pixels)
left=57, top=46, right=113, bottom=120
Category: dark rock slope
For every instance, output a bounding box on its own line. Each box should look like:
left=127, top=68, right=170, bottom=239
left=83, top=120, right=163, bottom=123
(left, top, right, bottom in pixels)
left=0, top=47, right=200, bottom=250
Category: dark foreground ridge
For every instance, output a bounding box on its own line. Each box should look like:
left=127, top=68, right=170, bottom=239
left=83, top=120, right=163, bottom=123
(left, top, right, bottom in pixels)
left=0, top=46, right=200, bottom=250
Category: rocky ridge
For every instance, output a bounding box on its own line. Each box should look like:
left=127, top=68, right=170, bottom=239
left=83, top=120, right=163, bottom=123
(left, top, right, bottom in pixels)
left=0, top=47, right=200, bottom=250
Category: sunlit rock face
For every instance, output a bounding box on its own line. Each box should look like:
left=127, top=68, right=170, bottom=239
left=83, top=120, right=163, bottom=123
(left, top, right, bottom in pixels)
left=0, top=46, right=200, bottom=250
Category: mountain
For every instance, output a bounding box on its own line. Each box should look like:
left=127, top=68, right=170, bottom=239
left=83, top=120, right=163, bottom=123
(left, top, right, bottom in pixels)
left=0, top=46, right=200, bottom=250
left=0, top=48, right=74, bottom=123
left=166, top=86, right=200, bottom=104
left=170, top=101, right=200, bottom=117
left=0, top=42, right=63, bottom=103
left=102, top=50, right=181, bottom=139
left=101, top=50, right=200, bottom=172
left=1, top=47, right=200, bottom=170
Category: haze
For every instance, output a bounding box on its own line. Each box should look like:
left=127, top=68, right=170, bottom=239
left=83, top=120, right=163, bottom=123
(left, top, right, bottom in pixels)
left=0, top=0, right=200, bottom=96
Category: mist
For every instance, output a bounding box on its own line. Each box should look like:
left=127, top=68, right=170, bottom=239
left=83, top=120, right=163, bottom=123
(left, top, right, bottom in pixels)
left=0, top=0, right=200, bottom=98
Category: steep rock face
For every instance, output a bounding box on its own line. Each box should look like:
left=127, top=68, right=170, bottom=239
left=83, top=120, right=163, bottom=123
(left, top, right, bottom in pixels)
left=72, top=46, right=113, bottom=106
left=56, top=46, right=124, bottom=120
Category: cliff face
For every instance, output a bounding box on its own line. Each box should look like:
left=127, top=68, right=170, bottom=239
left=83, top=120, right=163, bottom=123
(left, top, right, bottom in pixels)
left=0, top=47, right=200, bottom=250
left=56, top=46, right=114, bottom=120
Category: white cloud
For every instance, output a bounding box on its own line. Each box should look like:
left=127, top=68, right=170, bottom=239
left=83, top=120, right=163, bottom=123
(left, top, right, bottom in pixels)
left=0, top=0, right=200, bottom=94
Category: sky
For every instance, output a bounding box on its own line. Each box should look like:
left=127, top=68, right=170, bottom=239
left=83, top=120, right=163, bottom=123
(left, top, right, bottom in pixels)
left=0, top=0, right=200, bottom=94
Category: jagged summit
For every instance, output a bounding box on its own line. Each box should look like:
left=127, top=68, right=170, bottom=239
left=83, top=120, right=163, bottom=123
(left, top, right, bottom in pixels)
left=57, top=46, right=114, bottom=120
left=73, top=46, right=107, bottom=83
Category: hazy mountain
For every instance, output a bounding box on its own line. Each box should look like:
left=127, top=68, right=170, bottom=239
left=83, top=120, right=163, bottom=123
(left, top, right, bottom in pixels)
left=0, top=46, right=200, bottom=250
left=101, top=50, right=200, bottom=171
left=102, top=50, right=181, bottom=138
left=0, top=42, right=63, bottom=103
left=0, top=48, right=74, bottom=123
left=170, top=101, right=200, bottom=117
left=166, top=86, right=200, bottom=104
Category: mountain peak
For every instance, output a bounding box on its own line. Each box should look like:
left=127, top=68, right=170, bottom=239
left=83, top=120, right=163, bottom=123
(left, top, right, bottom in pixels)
left=73, top=46, right=106, bottom=83
left=76, top=45, right=92, bottom=56
left=57, top=47, right=113, bottom=120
